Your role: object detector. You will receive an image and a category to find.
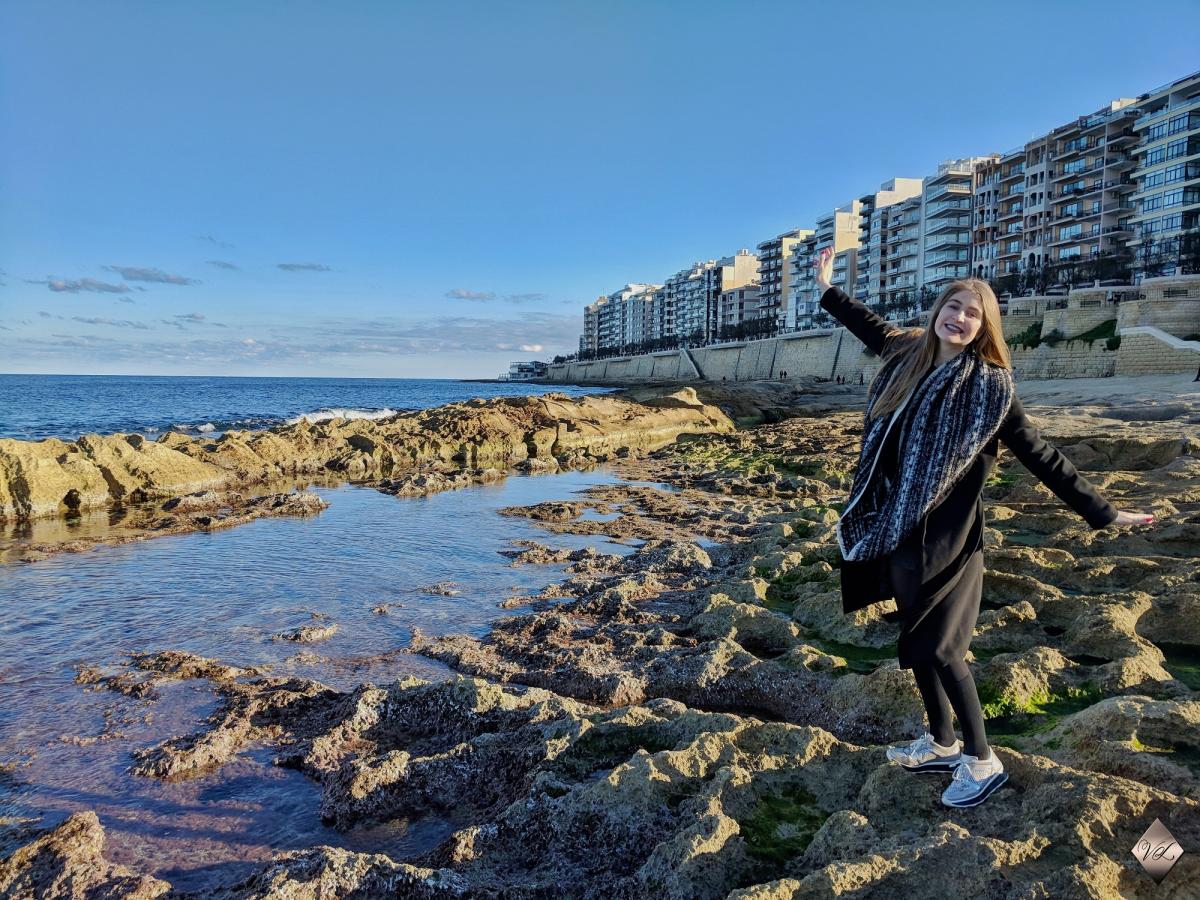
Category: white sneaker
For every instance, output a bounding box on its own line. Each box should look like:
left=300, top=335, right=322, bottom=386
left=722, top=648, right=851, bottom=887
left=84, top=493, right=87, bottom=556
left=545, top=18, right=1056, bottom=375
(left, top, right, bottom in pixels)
left=942, top=749, right=1008, bottom=807
left=885, top=731, right=962, bottom=773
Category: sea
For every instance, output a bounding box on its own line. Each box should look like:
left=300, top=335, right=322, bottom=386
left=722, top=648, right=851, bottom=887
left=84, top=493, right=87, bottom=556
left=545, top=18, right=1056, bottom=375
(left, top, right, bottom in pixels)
left=0, top=373, right=664, bottom=891
left=0, top=373, right=614, bottom=441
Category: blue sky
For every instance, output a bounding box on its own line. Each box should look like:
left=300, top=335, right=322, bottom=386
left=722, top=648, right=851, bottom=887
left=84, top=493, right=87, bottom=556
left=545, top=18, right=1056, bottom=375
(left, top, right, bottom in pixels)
left=1, top=1, right=1197, bottom=378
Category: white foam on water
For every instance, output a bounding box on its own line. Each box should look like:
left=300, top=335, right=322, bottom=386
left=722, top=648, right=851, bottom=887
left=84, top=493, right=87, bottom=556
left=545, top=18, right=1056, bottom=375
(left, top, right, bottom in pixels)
left=286, top=408, right=401, bottom=425
left=197, top=423, right=217, bottom=433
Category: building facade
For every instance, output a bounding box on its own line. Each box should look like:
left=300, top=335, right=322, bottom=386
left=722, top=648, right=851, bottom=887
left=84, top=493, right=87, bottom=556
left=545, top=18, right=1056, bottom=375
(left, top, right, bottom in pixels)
left=756, top=228, right=813, bottom=330
left=1129, top=70, right=1200, bottom=281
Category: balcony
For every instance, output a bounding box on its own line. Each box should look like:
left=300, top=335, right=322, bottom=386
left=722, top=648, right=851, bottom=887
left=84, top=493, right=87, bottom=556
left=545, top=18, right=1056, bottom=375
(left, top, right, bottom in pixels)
left=1058, top=182, right=1103, bottom=199
left=1104, top=198, right=1134, bottom=213
left=926, top=199, right=972, bottom=217
left=999, top=204, right=1024, bottom=220
left=925, top=233, right=969, bottom=252
left=1108, top=131, right=1137, bottom=148
left=1107, top=154, right=1136, bottom=172
left=926, top=182, right=971, bottom=201
left=1135, top=95, right=1200, bottom=129
left=999, top=166, right=1025, bottom=181
left=925, top=215, right=971, bottom=234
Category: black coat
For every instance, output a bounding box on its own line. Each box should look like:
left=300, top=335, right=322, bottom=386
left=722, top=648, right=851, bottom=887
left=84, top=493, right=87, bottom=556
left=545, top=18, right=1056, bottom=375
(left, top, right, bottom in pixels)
left=819, top=286, right=1119, bottom=617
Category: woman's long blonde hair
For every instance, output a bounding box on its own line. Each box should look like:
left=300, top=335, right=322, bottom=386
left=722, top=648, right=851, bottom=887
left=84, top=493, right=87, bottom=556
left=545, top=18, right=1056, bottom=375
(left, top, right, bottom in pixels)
left=868, top=278, right=1011, bottom=421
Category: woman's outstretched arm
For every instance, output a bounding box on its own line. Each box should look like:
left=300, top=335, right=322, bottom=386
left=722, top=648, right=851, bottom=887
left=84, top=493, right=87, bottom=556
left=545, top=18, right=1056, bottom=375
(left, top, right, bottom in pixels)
left=996, top=395, right=1152, bottom=529
left=812, top=246, right=902, bottom=356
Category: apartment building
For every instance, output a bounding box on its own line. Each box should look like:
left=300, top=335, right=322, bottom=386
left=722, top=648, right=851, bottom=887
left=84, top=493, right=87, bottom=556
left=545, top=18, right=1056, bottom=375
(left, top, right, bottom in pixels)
left=877, top=193, right=924, bottom=314
left=977, top=100, right=1139, bottom=294
left=670, top=250, right=759, bottom=343
left=922, top=158, right=984, bottom=296
left=1129, top=70, right=1200, bottom=281
left=972, top=156, right=1002, bottom=281
left=717, top=285, right=763, bottom=333
left=580, top=295, right=605, bottom=355
left=1046, top=103, right=1140, bottom=272
left=857, top=177, right=924, bottom=307
left=756, top=227, right=813, bottom=330
left=788, top=200, right=863, bottom=330
left=591, top=283, right=659, bottom=352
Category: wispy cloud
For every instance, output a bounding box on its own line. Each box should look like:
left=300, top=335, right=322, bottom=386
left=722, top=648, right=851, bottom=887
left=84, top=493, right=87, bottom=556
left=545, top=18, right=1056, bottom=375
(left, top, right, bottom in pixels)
left=446, top=288, right=550, bottom=304
left=30, top=277, right=133, bottom=294
left=196, top=234, right=235, bottom=249
left=277, top=262, right=331, bottom=272
left=4, top=312, right=576, bottom=368
left=104, top=265, right=198, bottom=285
left=161, top=312, right=228, bottom=330
left=71, top=316, right=150, bottom=330
left=446, top=288, right=496, bottom=301
left=207, top=260, right=239, bottom=270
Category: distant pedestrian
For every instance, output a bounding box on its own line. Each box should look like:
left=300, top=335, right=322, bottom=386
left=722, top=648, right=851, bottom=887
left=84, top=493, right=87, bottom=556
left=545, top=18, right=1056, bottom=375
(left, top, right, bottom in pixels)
left=1194, top=364, right=1200, bottom=382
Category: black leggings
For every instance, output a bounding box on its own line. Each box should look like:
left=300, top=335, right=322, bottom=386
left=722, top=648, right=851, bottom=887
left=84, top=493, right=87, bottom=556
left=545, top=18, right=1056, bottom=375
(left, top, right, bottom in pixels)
left=911, top=657, right=990, bottom=758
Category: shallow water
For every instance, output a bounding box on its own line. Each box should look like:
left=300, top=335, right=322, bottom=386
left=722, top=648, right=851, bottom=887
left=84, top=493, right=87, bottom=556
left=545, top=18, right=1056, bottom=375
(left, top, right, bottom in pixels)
left=0, top=467, right=660, bottom=891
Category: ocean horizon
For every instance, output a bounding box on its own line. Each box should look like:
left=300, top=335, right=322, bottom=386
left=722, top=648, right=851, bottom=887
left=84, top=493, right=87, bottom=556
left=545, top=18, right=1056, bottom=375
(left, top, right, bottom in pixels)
left=0, top=372, right=613, bottom=442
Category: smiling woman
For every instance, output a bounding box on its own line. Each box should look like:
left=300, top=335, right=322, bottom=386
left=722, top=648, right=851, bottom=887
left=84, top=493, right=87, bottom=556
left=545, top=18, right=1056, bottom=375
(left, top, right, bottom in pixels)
left=811, top=245, right=1154, bottom=810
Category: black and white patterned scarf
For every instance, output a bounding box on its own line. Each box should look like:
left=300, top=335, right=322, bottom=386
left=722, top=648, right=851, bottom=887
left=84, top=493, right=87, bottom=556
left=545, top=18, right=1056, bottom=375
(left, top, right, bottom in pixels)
left=836, top=343, right=1014, bottom=562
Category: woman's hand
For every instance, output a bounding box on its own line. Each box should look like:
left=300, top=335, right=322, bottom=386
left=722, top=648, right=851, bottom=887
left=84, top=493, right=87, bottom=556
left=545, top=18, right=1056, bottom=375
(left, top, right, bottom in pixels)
left=813, top=246, right=834, bottom=293
left=1112, top=509, right=1155, bottom=526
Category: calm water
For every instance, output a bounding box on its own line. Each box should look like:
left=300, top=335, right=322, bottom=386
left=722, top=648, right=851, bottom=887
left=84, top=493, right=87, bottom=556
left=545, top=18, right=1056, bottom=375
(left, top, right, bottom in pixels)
left=0, top=465, right=670, bottom=891
left=0, top=374, right=610, bottom=441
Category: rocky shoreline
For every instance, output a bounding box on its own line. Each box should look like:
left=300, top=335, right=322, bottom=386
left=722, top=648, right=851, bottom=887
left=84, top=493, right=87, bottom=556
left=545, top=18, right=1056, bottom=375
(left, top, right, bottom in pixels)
left=0, top=387, right=733, bottom=561
left=2, top=377, right=1199, bottom=897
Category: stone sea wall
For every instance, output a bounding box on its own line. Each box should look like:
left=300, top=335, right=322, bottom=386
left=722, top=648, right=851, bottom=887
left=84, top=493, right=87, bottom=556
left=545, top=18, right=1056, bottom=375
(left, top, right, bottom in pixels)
left=548, top=276, right=1200, bottom=386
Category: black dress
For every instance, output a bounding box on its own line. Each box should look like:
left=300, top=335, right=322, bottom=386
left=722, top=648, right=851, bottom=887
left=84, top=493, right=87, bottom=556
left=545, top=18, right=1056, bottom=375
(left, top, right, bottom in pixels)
left=870, top=364, right=988, bottom=669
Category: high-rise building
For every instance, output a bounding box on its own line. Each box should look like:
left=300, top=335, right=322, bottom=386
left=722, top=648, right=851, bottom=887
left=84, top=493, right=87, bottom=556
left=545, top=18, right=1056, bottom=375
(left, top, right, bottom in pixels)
left=975, top=101, right=1140, bottom=295
left=580, top=295, right=606, bottom=355
left=717, top=285, right=763, bottom=334
left=1046, top=102, right=1140, bottom=274
left=856, top=178, right=924, bottom=307
left=668, top=249, right=759, bottom=344
left=922, top=158, right=982, bottom=296
left=756, top=228, right=813, bottom=330
left=788, top=201, right=863, bottom=330
left=1129, top=70, right=1200, bottom=281
left=877, top=194, right=924, bottom=315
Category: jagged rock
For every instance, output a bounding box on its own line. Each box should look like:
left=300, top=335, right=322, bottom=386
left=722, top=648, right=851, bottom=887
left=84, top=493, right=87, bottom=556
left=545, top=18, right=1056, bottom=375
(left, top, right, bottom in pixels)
left=0, top=811, right=170, bottom=898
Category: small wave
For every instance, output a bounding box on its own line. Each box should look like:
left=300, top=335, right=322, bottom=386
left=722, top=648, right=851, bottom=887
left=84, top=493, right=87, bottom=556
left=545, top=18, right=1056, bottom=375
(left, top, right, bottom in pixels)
left=197, top=423, right=217, bottom=433
left=286, top=408, right=402, bottom=425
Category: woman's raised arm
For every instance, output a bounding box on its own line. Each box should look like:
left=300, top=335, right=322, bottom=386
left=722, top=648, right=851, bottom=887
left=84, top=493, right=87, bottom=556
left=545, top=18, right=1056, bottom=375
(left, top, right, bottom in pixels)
left=813, top=246, right=902, bottom=356
left=996, top=394, right=1153, bottom=529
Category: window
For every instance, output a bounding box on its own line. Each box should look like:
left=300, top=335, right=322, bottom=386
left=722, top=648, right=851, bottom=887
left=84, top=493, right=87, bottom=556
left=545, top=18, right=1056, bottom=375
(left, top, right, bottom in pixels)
left=1143, top=193, right=1163, bottom=212
left=1059, top=246, right=1081, bottom=259
left=1166, top=138, right=1189, bottom=160
left=1059, top=224, right=1082, bottom=241
left=1163, top=189, right=1184, bottom=208
left=1143, top=170, right=1165, bottom=189
left=1145, top=147, right=1166, bottom=165
left=1168, top=113, right=1193, bottom=135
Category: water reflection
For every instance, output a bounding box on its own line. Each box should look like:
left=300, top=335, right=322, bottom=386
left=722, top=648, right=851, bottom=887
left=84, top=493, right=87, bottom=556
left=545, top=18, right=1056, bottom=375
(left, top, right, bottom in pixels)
left=0, top=467, right=662, bottom=891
